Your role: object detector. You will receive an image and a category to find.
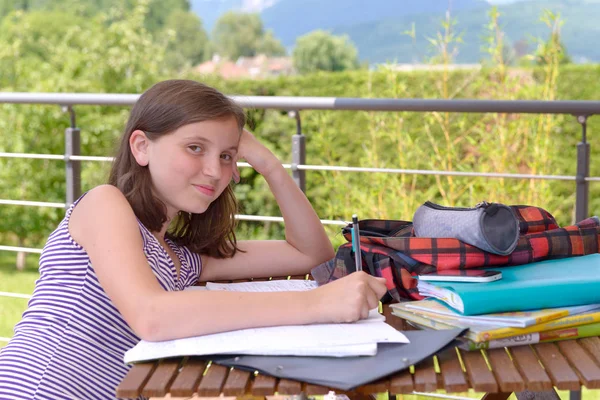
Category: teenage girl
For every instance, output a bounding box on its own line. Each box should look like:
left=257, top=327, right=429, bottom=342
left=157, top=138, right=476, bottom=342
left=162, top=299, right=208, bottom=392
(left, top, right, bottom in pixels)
left=0, top=79, right=387, bottom=399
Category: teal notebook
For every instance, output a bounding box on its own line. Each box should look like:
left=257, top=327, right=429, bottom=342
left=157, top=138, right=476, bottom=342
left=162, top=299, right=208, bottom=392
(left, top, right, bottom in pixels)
left=417, top=254, right=600, bottom=316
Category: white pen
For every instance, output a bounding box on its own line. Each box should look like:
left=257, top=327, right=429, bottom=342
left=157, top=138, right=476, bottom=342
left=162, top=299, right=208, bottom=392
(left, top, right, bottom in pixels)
left=352, top=214, right=362, bottom=272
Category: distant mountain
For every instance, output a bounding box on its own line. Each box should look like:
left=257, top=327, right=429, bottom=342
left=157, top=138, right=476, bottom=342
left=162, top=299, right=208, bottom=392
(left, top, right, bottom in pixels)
left=335, top=0, right=600, bottom=63
left=260, top=0, right=490, bottom=46
left=192, top=0, right=489, bottom=38
left=190, top=0, right=600, bottom=64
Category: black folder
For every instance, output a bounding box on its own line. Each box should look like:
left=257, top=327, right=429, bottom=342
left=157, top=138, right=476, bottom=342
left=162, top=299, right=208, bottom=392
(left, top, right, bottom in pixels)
left=209, top=328, right=465, bottom=390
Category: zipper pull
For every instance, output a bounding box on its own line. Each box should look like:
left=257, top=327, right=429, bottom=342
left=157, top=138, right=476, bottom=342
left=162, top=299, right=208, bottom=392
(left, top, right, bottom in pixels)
left=475, top=201, right=490, bottom=208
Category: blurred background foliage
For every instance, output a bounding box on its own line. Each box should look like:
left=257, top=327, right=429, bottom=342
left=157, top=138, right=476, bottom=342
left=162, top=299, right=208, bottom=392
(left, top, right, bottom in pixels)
left=0, top=0, right=598, bottom=263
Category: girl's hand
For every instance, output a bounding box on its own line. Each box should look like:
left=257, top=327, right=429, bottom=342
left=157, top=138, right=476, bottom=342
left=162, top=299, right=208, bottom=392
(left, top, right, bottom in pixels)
left=233, top=129, right=280, bottom=183
left=308, top=272, right=388, bottom=323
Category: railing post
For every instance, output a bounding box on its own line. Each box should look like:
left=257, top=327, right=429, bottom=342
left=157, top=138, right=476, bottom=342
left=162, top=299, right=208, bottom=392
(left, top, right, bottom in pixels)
left=63, top=106, right=81, bottom=208
left=290, top=110, right=306, bottom=192
left=575, top=115, right=590, bottom=223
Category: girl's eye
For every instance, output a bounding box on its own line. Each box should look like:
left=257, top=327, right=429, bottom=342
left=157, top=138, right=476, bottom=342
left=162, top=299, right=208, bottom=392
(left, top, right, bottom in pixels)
left=221, top=153, right=233, bottom=161
left=188, top=145, right=203, bottom=153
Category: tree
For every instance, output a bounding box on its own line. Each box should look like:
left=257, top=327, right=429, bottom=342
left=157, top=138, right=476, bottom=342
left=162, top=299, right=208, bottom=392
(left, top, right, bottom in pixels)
left=211, top=12, right=285, bottom=60
left=0, top=0, right=190, bottom=32
left=292, top=30, right=359, bottom=74
left=143, top=0, right=190, bottom=32
left=163, top=9, right=210, bottom=69
left=0, top=0, right=173, bottom=268
left=535, top=10, right=571, bottom=66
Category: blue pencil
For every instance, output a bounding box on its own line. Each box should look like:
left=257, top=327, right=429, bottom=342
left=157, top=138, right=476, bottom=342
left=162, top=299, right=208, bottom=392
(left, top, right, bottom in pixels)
left=352, top=214, right=362, bottom=272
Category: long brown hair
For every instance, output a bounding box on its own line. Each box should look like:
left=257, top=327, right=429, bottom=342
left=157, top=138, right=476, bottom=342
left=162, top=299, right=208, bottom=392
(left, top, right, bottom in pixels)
left=108, top=79, right=246, bottom=258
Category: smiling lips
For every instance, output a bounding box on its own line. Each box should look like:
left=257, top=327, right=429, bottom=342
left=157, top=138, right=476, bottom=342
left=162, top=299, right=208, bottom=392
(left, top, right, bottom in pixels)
left=193, top=184, right=215, bottom=196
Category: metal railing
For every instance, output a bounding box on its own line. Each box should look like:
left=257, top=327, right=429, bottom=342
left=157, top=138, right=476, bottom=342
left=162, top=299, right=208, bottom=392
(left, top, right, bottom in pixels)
left=1, top=93, right=599, bottom=300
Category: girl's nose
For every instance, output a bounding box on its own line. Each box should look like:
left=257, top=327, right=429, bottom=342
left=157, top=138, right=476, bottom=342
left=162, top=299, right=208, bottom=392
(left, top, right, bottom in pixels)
left=202, top=155, right=222, bottom=179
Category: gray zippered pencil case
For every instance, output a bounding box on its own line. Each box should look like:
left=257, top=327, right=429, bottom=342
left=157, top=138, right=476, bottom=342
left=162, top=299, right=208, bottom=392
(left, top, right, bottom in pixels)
left=413, top=201, right=520, bottom=255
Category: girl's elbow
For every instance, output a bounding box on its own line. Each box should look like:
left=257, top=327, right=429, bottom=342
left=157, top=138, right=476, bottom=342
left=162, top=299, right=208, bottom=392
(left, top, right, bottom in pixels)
left=128, top=299, right=169, bottom=341
left=314, top=246, right=335, bottom=266
left=130, top=313, right=164, bottom=341
left=324, top=242, right=336, bottom=260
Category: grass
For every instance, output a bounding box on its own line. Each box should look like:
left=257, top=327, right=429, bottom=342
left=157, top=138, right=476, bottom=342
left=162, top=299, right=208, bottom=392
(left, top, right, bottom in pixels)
left=0, top=251, right=39, bottom=347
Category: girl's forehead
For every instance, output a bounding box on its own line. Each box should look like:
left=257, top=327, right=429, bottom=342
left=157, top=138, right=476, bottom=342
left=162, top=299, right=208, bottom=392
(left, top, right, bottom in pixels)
left=173, top=119, right=241, bottom=142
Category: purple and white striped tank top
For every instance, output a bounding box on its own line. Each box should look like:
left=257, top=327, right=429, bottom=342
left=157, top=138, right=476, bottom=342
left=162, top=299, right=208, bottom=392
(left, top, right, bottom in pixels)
left=0, top=196, right=202, bottom=399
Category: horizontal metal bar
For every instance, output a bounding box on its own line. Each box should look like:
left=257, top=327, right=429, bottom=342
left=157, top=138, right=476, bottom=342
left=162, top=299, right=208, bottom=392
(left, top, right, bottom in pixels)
left=0, top=337, right=11, bottom=342
left=0, top=199, right=66, bottom=208
left=298, top=165, right=578, bottom=181
left=236, top=214, right=346, bottom=226
left=0, top=92, right=140, bottom=106
left=0, top=153, right=254, bottom=164
left=0, top=291, right=31, bottom=299
left=0, top=153, right=115, bottom=162
left=1, top=92, right=599, bottom=115
left=0, top=152, right=64, bottom=160
left=0, top=245, right=43, bottom=254
left=70, top=155, right=114, bottom=162
left=1, top=153, right=592, bottom=182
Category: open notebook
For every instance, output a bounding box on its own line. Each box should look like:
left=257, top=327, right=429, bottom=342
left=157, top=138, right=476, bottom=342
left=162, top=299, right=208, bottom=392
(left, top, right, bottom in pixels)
left=124, top=280, right=409, bottom=364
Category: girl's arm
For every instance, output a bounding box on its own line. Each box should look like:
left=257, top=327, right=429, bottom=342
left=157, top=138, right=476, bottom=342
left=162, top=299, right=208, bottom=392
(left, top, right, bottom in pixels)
left=200, top=129, right=335, bottom=281
left=70, top=185, right=386, bottom=340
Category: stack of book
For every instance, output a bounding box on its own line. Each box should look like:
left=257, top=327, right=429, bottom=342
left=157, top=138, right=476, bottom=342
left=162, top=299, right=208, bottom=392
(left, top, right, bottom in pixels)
left=391, top=253, right=600, bottom=350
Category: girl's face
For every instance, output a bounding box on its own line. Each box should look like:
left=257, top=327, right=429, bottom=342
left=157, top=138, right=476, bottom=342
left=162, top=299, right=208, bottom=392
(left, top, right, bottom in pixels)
left=133, top=117, right=240, bottom=220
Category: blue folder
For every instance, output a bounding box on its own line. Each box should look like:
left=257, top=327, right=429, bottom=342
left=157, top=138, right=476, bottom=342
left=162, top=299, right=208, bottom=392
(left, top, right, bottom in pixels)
left=432, top=253, right=600, bottom=315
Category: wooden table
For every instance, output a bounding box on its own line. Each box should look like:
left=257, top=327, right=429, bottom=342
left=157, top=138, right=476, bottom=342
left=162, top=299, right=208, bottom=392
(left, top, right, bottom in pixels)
left=116, top=304, right=600, bottom=400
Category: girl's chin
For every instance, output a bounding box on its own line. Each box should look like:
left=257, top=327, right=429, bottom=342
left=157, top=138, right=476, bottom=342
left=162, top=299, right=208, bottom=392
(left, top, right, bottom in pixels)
left=184, top=205, right=211, bottom=215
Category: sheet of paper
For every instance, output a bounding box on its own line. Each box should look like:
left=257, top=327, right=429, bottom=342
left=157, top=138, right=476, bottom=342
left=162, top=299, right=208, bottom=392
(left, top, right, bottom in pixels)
left=200, top=281, right=385, bottom=322
left=124, top=319, right=407, bottom=363
left=205, top=280, right=318, bottom=292
left=124, top=279, right=409, bottom=363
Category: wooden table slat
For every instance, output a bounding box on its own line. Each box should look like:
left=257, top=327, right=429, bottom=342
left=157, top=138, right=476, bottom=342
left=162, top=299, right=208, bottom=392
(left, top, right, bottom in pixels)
left=486, top=348, right=526, bottom=393
left=437, top=347, right=469, bottom=393
left=251, top=373, right=279, bottom=395
left=116, top=361, right=157, bottom=398
left=579, top=337, right=600, bottom=366
left=290, top=274, right=310, bottom=280
left=141, top=358, right=181, bottom=397
left=508, top=346, right=553, bottom=392
left=558, top=340, right=600, bottom=389
left=276, top=378, right=303, bottom=395
left=197, top=363, right=229, bottom=397
left=389, top=369, right=414, bottom=394
left=304, top=383, right=331, bottom=395
left=413, top=356, right=438, bottom=392
left=459, top=349, right=499, bottom=393
left=222, top=368, right=252, bottom=396
left=533, top=343, right=580, bottom=391
left=116, top=301, right=600, bottom=399
left=355, top=376, right=390, bottom=394
left=169, top=358, right=207, bottom=397
left=268, top=275, right=294, bottom=281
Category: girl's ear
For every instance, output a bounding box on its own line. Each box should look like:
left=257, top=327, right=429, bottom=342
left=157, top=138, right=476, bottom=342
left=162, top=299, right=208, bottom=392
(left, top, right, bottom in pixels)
left=130, top=130, right=150, bottom=167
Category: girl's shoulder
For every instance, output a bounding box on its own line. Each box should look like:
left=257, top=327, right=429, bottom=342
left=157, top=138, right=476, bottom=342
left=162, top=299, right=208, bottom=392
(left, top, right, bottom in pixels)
left=71, top=185, right=132, bottom=223
left=69, top=185, right=141, bottom=247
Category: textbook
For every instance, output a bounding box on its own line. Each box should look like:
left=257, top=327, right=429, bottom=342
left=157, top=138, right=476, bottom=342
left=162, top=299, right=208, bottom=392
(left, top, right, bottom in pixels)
left=458, top=321, right=600, bottom=350
left=390, top=304, right=600, bottom=343
left=416, top=254, right=600, bottom=315
left=124, top=280, right=409, bottom=364
left=403, top=299, right=600, bottom=328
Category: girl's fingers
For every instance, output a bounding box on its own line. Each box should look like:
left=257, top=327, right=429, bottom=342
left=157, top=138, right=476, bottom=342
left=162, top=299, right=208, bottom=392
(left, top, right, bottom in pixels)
left=232, top=159, right=240, bottom=184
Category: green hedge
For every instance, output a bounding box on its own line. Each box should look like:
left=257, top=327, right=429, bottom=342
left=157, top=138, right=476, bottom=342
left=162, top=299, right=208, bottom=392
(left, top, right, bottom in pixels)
left=2, top=65, right=599, bottom=249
